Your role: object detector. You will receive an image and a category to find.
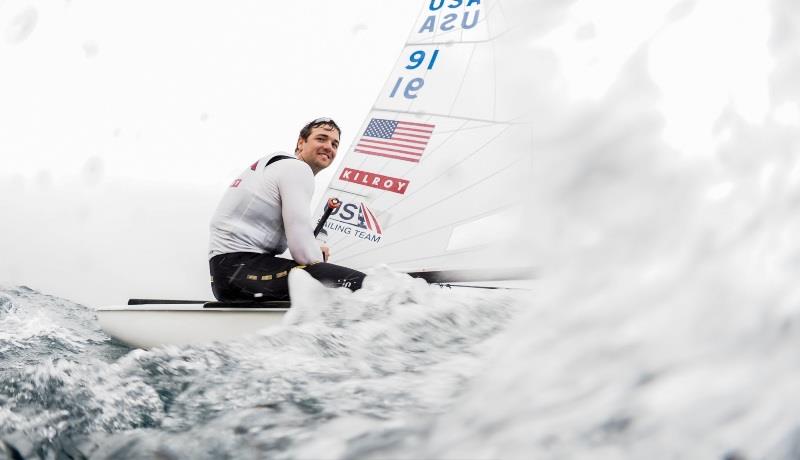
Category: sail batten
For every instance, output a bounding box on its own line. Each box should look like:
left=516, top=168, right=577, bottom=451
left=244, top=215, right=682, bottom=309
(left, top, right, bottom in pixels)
left=370, top=108, right=526, bottom=125
left=406, top=32, right=511, bottom=46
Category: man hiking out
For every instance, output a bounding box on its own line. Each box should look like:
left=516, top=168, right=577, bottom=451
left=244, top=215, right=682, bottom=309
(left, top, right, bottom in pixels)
left=208, top=117, right=366, bottom=301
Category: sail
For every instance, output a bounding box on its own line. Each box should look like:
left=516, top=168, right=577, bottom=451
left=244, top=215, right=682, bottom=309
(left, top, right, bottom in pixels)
left=314, top=0, right=534, bottom=281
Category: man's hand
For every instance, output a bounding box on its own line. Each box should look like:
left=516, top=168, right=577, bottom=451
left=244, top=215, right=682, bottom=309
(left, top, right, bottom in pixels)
left=320, top=245, right=330, bottom=263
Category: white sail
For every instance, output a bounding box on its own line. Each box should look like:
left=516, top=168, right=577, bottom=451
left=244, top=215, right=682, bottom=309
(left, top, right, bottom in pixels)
left=315, top=0, right=533, bottom=280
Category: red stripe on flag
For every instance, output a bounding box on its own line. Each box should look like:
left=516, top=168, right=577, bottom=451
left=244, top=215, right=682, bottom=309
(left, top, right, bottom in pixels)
left=395, top=126, right=435, bottom=134
left=358, top=139, right=426, bottom=151
left=372, top=135, right=429, bottom=145
left=354, top=149, right=421, bottom=163
left=355, top=144, right=423, bottom=156
left=390, top=131, right=431, bottom=139
left=396, top=121, right=436, bottom=128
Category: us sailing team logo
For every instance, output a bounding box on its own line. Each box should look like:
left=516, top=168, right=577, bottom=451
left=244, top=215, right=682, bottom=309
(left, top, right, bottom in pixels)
left=323, top=199, right=382, bottom=243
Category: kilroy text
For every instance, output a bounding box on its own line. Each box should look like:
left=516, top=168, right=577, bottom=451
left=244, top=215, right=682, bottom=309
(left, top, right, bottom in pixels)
left=339, top=168, right=410, bottom=194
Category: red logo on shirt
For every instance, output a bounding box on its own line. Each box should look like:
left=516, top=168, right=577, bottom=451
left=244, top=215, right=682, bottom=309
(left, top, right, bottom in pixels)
left=230, top=178, right=242, bottom=188
left=339, top=168, right=409, bottom=194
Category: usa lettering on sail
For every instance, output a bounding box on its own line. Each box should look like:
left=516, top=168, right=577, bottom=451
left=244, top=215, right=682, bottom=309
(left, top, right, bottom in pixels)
left=355, top=118, right=435, bottom=163
left=419, top=0, right=481, bottom=33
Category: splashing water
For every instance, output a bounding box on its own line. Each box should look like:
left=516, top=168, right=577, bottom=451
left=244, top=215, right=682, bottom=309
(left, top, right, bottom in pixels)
left=0, top=269, right=520, bottom=459
left=389, top=1, right=800, bottom=459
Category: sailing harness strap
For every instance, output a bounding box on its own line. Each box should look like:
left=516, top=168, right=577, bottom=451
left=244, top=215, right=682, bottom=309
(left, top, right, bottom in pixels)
left=265, top=154, right=294, bottom=167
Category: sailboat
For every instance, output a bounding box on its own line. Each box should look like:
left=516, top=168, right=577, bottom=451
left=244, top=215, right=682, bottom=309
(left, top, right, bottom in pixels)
left=97, top=0, right=534, bottom=349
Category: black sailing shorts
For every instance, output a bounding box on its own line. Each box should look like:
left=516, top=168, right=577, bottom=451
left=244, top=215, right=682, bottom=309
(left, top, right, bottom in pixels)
left=209, top=252, right=366, bottom=301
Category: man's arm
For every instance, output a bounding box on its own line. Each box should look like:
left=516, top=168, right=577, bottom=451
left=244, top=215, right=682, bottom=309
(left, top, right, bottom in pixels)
left=276, top=161, right=325, bottom=265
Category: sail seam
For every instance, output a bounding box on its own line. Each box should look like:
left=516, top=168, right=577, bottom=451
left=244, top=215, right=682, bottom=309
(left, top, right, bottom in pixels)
left=406, top=29, right=513, bottom=47
left=447, top=42, right=479, bottom=118
left=399, top=123, right=511, bottom=203
left=369, top=108, right=524, bottom=125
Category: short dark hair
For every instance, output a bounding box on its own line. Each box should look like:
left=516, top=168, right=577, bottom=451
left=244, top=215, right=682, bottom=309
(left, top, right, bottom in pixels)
left=298, top=117, right=341, bottom=145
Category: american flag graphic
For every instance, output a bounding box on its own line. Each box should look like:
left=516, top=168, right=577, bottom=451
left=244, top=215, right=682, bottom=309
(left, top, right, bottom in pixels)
left=354, top=118, right=435, bottom=163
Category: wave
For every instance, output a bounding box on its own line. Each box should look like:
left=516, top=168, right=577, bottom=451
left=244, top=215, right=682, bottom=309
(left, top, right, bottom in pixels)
left=0, top=270, right=520, bottom=459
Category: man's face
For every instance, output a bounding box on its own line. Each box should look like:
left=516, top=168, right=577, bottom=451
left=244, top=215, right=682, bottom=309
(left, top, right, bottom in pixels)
left=297, top=125, right=340, bottom=174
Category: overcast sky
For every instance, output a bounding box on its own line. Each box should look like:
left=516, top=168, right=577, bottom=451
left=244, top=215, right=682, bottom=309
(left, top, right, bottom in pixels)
left=0, top=0, right=791, bottom=306
left=0, top=0, right=420, bottom=305
left=0, top=0, right=420, bottom=187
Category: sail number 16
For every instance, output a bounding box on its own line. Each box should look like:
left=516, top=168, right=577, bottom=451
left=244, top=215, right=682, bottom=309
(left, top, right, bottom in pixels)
left=389, top=49, right=440, bottom=99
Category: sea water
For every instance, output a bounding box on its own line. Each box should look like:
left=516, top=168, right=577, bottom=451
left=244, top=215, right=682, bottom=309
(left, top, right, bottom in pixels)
left=0, top=270, right=521, bottom=459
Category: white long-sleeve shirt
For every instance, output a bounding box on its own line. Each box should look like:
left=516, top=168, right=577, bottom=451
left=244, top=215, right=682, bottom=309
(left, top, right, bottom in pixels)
left=208, top=152, right=323, bottom=265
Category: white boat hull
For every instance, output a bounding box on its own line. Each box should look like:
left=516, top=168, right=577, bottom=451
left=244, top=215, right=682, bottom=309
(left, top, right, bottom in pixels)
left=96, top=304, right=289, bottom=349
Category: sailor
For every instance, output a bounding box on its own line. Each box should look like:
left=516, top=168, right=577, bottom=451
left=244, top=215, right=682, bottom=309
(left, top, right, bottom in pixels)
left=208, top=117, right=366, bottom=301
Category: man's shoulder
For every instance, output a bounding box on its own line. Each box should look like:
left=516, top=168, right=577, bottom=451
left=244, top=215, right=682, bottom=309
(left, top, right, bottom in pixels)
left=266, top=153, right=313, bottom=178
